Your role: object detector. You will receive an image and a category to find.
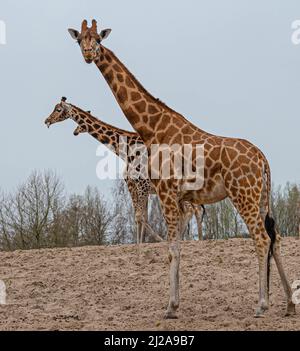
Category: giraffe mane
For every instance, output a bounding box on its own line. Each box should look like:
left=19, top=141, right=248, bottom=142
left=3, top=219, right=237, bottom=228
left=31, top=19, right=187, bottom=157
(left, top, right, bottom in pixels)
left=102, top=46, right=197, bottom=127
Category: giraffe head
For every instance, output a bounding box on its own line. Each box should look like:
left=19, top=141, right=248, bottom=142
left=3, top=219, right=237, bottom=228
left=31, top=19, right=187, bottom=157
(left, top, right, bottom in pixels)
left=44, top=97, right=72, bottom=128
left=68, top=19, right=111, bottom=64
left=73, top=125, right=86, bottom=136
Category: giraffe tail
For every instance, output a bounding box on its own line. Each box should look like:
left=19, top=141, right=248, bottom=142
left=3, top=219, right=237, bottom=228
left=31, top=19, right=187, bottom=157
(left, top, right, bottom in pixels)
left=265, top=213, right=276, bottom=293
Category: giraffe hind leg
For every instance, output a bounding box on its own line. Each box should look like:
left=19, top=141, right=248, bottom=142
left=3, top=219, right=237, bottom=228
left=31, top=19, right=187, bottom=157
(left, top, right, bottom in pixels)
left=194, top=205, right=204, bottom=240
left=179, top=201, right=194, bottom=240
left=272, top=232, right=296, bottom=316
left=259, top=179, right=295, bottom=316
left=261, top=194, right=295, bottom=316
left=231, top=199, right=271, bottom=317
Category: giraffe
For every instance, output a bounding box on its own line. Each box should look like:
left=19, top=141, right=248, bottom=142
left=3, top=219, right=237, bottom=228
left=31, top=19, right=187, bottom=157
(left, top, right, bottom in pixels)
left=67, top=19, right=296, bottom=318
left=44, top=98, right=204, bottom=244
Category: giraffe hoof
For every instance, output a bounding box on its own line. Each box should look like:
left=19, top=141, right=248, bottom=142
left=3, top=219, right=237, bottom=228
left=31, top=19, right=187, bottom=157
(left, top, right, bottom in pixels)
left=254, top=299, right=269, bottom=318
left=254, top=307, right=266, bottom=318
left=285, top=302, right=296, bottom=317
left=254, top=313, right=265, bottom=318
left=164, top=311, right=178, bottom=319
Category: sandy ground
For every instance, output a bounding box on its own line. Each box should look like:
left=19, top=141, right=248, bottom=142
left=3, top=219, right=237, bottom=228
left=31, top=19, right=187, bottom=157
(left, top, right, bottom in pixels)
left=0, top=237, right=299, bottom=331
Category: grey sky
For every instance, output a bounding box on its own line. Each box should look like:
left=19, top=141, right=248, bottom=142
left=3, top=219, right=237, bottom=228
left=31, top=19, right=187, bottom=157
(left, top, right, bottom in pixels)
left=1, top=0, right=300, bottom=196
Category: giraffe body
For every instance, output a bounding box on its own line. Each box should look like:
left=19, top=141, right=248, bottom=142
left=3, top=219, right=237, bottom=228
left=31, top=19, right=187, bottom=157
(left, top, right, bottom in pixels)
left=67, top=20, right=296, bottom=318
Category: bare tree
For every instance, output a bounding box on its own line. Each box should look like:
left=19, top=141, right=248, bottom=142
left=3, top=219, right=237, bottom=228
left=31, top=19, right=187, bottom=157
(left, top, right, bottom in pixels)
left=148, top=196, right=167, bottom=241
left=1, top=176, right=299, bottom=251
left=0, top=191, right=13, bottom=250
left=79, top=186, right=111, bottom=245
left=272, top=183, right=300, bottom=237
left=110, top=180, right=136, bottom=244
left=0, top=170, right=64, bottom=250
left=0, top=172, right=112, bottom=250
left=202, top=199, right=246, bottom=239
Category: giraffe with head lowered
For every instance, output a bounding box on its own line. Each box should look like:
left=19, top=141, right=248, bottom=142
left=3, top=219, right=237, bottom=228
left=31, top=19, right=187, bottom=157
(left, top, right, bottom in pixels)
left=44, top=97, right=204, bottom=244
left=68, top=19, right=296, bottom=318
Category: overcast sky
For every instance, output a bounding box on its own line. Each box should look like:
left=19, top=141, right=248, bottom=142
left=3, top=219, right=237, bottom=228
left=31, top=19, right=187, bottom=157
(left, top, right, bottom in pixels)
left=1, top=0, right=300, bottom=196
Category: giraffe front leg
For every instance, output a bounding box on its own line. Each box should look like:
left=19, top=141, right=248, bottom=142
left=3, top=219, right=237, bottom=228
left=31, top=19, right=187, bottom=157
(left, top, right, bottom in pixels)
left=140, top=221, right=146, bottom=243
left=136, top=222, right=140, bottom=245
left=165, top=239, right=181, bottom=319
left=135, top=214, right=142, bottom=245
left=132, top=197, right=146, bottom=245
left=154, top=185, right=182, bottom=319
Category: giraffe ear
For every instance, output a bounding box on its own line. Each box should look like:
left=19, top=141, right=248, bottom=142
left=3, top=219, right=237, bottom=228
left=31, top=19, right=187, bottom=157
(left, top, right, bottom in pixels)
left=68, top=28, right=79, bottom=40
left=99, top=28, right=111, bottom=40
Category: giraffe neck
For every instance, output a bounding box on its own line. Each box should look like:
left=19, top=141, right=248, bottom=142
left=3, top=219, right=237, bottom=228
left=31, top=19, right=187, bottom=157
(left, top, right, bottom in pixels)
left=94, top=45, right=186, bottom=143
left=69, top=105, right=141, bottom=160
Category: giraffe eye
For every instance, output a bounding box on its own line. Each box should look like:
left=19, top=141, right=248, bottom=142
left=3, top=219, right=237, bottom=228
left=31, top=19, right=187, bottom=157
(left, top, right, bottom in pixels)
left=96, top=38, right=101, bottom=44
left=56, top=108, right=62, bottom=112
left=77, top=39, right=82, bottom=45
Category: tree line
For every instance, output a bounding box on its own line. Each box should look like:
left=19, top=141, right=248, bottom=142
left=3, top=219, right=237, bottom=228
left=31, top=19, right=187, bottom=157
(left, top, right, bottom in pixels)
left=0, top=170, right=299, bottom=251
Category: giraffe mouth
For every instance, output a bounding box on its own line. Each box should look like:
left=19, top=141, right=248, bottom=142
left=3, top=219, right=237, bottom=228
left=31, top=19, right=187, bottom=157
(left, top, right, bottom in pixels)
left=45, top=121, right=51, bottom=128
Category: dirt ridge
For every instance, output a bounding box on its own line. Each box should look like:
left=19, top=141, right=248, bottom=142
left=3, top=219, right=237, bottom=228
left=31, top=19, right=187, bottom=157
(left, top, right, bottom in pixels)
left=0, top=238, right=299, bottom=330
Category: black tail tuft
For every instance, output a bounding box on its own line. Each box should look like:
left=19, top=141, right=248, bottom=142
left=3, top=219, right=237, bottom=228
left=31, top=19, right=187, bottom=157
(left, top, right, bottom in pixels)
left=264, top=213, right=276, bottom=293
left=265, top=213, right=276, bottom=252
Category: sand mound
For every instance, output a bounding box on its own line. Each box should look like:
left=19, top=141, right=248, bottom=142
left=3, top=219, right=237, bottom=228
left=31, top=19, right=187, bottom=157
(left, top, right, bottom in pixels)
left=0, top=237, right=299, bottom=330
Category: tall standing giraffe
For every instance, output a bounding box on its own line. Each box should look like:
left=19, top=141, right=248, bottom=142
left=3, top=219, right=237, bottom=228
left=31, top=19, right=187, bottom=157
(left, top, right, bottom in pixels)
left=44, top=98, right=203, bottom=243
left=68, top=20, right=296, bottom=318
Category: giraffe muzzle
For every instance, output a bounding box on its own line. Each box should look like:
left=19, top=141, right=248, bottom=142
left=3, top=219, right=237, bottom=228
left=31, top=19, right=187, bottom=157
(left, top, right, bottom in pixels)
left=45, top=120, right=51, bottom=128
